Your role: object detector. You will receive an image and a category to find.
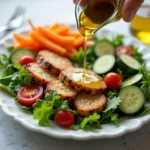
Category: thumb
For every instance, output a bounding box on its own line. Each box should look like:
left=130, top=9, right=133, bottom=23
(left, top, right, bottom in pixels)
left=123, top=0, right=144, bottom=22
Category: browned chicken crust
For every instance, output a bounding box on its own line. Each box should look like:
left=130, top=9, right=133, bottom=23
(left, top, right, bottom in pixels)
left=37, top=50, right=73, bottom=76
left=74, top=93, right=107, bottom=116
left=59, top=68, right=107, bottom=94
left=26, top=63, right=57, bottom=85
left=45, top=80, right=77, bottom=101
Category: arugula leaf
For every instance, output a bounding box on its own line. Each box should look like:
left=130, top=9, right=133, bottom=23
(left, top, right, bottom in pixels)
left=71, top=46, right=96, bottom=69
left=1, top=64, right=16, bottom=77
left=7, top=46, right=14, bottom=53
left=130, top=45, right=144, bottom=64
left=112, top=35, right=124, bottom=48
left=110, top=113, right=120, bottom=124
left=0, top=54, right=9, bottom=69
left=71, top=124, right=81, bottom=130
left=80, top=112, right=101, bottom=130
left=0, top=46, right=13, bottom=69
left=59, top=101, right=77, bottom=114
left=0, top=84, right=16, bottom=96
left=0, top=64, right=32, bottom=95
left=106, top=90, right=118, bottom=99
left=98, top=97, right=121, bottom=125
left=15, top=98, right=32, bottom=110
left=72, top=49, right=84, bottom=67
left=116, top=68, right=123, bottom=76
left=33, top=91, right=76, bottom=126
left=103, top=97, right=121, bottom=112
left=138, top=107, right=150, bottom=116
left=139, top=64, right=150, bottom=101
left=100, top=110, right=120, bottom=125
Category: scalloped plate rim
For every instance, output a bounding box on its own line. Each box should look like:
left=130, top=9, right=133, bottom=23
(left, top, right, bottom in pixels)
left=0, top=26, right=150, bottom=140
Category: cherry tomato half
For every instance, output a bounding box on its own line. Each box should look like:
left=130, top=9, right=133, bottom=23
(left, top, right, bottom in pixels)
left=55, top=111, right=75, bottom=128
left=17, top=85, right=43, bottom=106
left=116, top=46, right=133, bottom=58
left=104, top=72, right=122, bottom=89
left=19, top=56, right=35, bottom=66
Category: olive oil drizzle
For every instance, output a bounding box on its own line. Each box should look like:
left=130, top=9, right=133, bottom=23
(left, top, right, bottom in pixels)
left=83, top=36, right=87, bottom=73
left=73, top=0, right=123, bottom=86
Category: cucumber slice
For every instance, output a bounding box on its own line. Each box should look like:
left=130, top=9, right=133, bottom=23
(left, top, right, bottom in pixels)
left=93, top=55, right=115, bottom=74
left=119, top=86, right=145, bottom=115
left=94, top=40, right=115, bottom=57
left=117, top=54, right=141, bottom=75
left=122, top=74, right=143, bottom=87
left=10, top=49, right=36, bottom=64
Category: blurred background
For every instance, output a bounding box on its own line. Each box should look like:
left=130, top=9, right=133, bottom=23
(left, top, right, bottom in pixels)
left=0, top=0, right=150, bottom=46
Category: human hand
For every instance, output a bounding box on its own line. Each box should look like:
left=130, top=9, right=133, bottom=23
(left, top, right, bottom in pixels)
left=73, top=0, right=144, bottom=22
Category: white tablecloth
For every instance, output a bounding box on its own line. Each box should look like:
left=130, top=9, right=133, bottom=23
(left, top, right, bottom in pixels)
left=0, top=0, right=150, bottom=150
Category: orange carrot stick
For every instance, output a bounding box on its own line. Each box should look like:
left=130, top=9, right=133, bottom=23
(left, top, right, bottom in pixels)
left=65, top=51, right=74, bottom=59
left=54, top=25, right=70, bottom=35
left=67, top=47, right=78, bottom=54
left=67, top=32, right=82, bottom=37
left=30, top=31, right=67, bottom=55
left=28, top=19, right=36, bottom=30
left=49, top=23, right=60, bottom=30
left=13, top=33, right=32, bottom=44
left=73, top=36, right=84, bottom=48
left=13, top=33, right=43, bottom=49
left=36, top=26, right=75, bottom=47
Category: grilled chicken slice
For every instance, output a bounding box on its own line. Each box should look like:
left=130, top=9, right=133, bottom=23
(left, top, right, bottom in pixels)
left=26, top=63, right=57, bottom=85
left=45, top=80, right=77, bottom=101
left=74, top=93, right=106, bottom=116
left=37, top=50, right=73, bottom=76
left=59, top=68, right=107, bottom=94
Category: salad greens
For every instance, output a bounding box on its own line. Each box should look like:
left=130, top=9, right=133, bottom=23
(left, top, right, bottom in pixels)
left=139, top=64, right=150, bottom=101
left=0, top=46, right=14, bottom=69
left=0, top=64, right=32, bottom=95
left=71, top=45, right=96, bottom=69
left=33, top=91, right=76, bottom=126
left=130, top=45, right=145, bottom=64
left=0, top=54, right=9, bottom=69
left=0, top=34, right=150, bottom=131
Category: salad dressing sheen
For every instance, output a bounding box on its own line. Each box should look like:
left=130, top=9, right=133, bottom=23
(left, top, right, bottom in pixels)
left=71, top=72, right=102, bottom=88
left=73, top=0, right=123, bottom=86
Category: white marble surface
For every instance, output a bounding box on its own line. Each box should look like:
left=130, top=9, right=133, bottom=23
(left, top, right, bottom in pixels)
left=0, top=0, right=150, bottom=150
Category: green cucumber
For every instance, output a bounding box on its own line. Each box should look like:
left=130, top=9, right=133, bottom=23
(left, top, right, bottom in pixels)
left=10, top=49, right=36, bottom=64
left=93, top=55, right=115, bottom=74
left=117, top=54, right=141, bottom=75
left=94, top=40, right=115, bottom=57
left=119, top=86, right=145, bottom=115
left=122, top=74, right=143, bottom=87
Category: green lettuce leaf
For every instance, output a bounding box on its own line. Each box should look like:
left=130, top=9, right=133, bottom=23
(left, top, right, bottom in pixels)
left=33, top=91, right=76, bottom=126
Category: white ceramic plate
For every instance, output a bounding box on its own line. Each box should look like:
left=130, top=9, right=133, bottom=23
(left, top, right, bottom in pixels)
left=0, top=26, right=150, bottom=140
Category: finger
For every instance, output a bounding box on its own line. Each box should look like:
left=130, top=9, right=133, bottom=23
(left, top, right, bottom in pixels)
left=73, top=0, right=88, bottom=6
left=123, top=0, right=144, bottom=22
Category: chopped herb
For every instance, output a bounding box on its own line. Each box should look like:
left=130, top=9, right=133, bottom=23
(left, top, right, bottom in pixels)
left=130, top=45, right=144, bottom=64
left=139, top=64, right=150, bottom=101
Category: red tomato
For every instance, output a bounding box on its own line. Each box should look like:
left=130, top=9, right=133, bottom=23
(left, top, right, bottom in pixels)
left=116, top=46, right=133, bottom=58
left=17, top=85, right=43, bottom=106
left=55, top=111, right=75, bottom=128
left=104, top=72, right=122, bottom=89
left=19, top=56, right=35, bottom=66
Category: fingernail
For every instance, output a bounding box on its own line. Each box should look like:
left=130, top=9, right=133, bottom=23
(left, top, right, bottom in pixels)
left=124, top=9, right=135, bottom=22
